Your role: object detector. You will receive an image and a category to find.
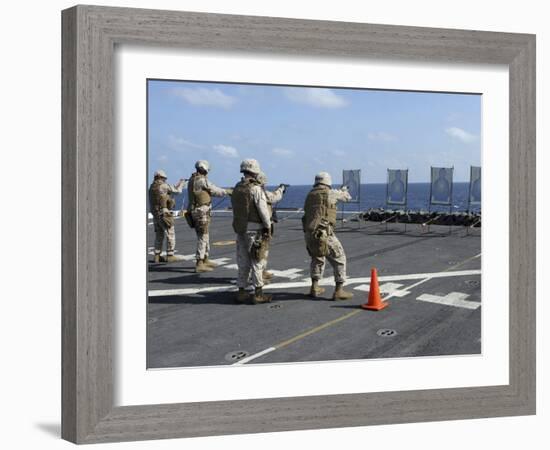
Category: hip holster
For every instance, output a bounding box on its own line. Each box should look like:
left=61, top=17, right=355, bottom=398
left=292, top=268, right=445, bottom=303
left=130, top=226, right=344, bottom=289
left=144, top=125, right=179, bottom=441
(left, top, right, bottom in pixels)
left=251, top=234, right=270, bottom=261
left=307, top=222, right=331, bottom=257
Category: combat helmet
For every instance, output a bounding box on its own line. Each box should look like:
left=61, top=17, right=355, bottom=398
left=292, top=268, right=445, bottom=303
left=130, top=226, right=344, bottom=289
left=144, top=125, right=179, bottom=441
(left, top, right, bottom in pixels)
left=314, top=171, right=332, bottom=187
left=240, top=159, right=261, bottom=175
left=154, top=169, right=167, bottom=179
left=195, top=160, right=210, bottom=173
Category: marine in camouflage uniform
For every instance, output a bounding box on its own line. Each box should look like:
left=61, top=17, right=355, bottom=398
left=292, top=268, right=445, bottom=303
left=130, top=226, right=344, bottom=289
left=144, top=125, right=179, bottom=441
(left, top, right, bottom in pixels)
left=302, top=172, right=353, bottom=300
left=187, top=160, right=232, bottom=273
left=256, top=171, right=286, bottom=281
left=148, top=170, right=186, bottom=263
left=231, top=160, right=273, bottom=304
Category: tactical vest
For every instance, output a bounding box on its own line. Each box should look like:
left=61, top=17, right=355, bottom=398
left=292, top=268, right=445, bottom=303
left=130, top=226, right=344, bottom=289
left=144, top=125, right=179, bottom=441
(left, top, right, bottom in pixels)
left=303, top=185, right=337, bottom=232
left=188, top=173, right=212, bottom=209
left=148, top=179, right=165, bottom=215
left=231, top=178, right=263, bottom=233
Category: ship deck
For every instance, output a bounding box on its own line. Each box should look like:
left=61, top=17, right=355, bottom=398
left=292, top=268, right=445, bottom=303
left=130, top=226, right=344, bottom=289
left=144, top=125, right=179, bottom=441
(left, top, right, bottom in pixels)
left=147, top=211, right=481, bottom=368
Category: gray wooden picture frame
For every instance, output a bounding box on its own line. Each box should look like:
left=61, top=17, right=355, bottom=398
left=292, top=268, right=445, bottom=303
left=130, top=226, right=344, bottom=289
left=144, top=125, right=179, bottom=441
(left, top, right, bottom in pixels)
left=62, top=5, right=536, bottom=444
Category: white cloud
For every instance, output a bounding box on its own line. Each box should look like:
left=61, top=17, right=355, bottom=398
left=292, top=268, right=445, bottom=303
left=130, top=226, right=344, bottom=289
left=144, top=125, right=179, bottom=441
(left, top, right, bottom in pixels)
left=214, top=144, right=239, bottom=158
left=445, top=127, right=477, bottom=143
left=168, top=135, right=205, bottom=151
left=367, top=131, right=397, bottom=142
left=157, top=155, right=168, bottom=162
left=284, top=88, right=348, bottom=108
left=272, top=147, right=294, bottom=157
left=172, top=87, right=236, bottom=109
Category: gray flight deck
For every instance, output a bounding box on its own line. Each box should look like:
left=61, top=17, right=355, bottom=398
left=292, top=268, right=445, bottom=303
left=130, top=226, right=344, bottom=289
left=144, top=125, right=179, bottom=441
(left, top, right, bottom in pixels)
left=147, top=211, right=481, bottom=368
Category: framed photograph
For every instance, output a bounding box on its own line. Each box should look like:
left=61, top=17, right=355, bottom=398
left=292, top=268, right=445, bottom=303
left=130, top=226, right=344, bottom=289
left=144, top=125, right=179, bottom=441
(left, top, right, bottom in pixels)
left=62, top=5, right=535, bottom=444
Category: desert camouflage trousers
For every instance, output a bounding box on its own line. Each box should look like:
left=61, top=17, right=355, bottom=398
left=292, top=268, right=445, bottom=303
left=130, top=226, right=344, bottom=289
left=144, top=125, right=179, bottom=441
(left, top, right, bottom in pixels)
left=305, top=232, right=347, bottom=283
left=153, top=216, right=176, bottom=256
left=191, top=209, right=211, bottom=260
left=236, top=231, right=267, bottom=288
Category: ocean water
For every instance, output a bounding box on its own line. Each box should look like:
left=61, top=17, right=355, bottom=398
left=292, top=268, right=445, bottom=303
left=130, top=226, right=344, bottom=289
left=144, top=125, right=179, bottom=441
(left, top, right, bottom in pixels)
left=173, top=183, right=480, bottom=213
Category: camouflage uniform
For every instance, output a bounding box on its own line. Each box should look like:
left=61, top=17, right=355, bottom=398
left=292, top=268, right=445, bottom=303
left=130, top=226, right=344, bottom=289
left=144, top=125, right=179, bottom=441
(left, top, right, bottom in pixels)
left=148, top=178, right=185, bottom=258
left=303, top=184, right=351, bottom=285
left=308, top=228, right=348, bottom=283
left=187, top=172, right=228, bottom=261
left=232, top=177, right=272, bottom=289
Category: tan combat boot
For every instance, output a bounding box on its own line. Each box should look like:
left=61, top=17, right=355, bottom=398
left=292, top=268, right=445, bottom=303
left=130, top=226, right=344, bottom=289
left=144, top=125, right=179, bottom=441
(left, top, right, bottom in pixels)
left=166, top=254, right=181, bottom=263
left=262, top=270, right=273, bottom=280
left=308, top=279, right=325, bottom=298
left=235, top=288, right=249, bottom=304
left=204, top=258, right=218, bottom=268
left=195, top=259, right=214, bottom=273
left=252, top=287, right=272, bottom=304
left=153, top=254, right=161, bottom=263
left=332, top=282, right=353, bottom=301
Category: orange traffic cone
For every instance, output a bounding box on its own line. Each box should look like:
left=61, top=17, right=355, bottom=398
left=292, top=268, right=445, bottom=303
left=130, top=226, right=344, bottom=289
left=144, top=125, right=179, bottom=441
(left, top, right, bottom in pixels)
left=361, top=268, right=389, bottom=311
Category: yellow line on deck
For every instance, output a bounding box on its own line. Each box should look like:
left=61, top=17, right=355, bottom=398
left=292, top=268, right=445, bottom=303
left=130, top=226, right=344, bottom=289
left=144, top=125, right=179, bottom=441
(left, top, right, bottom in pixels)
left=446, top=252, right=481, bottom=271
left=266, top=253, right=482, bottom=356
left=275, top=310, right=362, bottom=350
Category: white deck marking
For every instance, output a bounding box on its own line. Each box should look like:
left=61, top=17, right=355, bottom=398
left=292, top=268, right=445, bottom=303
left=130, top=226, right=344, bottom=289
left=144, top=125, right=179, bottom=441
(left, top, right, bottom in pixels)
left=147, top=251, right=195, bottom=261
left=416, top=292, right=481, bottom=310
left=150, top=285, right=239, bottom=296
left=380, top=283, right=411, bottom=297
left=206, top=257, right=232, bottom=266
left=320, top=269, right=481, bottom=285
left=224, top=266, right=303, bottom=278
left=353, top=284, right=369, bottom=292
left=148, top=269, right=481, bottom=297
left=232, top=347, right=276, bottom=365
left=212, top=240, right=236, bottom=246
left=267, top=268, right=304, bottom=280
left=147, top=249, right=182, bottom=256
left=354, top=282, right=411, bottom=298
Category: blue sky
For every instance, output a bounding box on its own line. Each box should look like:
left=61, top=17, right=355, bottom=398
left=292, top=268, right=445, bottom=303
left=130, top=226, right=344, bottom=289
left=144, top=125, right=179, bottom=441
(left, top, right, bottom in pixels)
left=148, top=80, right=481, bottom=186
